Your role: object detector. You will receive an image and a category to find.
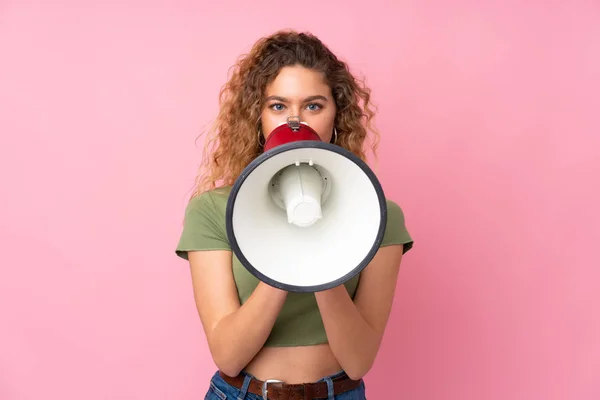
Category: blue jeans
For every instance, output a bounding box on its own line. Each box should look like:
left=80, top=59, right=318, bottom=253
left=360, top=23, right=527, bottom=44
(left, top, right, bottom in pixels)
left=204, top=370, right=366, bottom=400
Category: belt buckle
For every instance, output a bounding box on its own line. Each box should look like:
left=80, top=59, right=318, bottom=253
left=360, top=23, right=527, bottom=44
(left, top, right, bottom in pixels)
left=262, top=378, right=284, bottom=400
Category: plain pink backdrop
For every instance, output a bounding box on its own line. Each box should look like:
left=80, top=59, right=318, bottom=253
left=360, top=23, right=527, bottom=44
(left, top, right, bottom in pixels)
left=1, top=1, right=599, bottom=399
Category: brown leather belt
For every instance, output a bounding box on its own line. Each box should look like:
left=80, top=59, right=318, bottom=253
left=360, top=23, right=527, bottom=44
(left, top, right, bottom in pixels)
left=218, top=370, right=362, bottom=399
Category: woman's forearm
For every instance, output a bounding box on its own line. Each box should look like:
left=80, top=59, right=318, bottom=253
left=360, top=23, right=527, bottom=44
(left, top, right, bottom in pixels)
left=315, top=285, right=380, bottom=380
left=210, top=282, right=288, bottom=376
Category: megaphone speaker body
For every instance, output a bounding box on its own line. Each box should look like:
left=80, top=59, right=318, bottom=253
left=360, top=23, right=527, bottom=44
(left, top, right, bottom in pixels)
left=226, top=121, right=387, bottom=293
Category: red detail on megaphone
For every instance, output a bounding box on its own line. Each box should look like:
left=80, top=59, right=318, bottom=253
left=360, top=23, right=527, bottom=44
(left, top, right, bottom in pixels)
left=263, top=122, right=322, bottom=152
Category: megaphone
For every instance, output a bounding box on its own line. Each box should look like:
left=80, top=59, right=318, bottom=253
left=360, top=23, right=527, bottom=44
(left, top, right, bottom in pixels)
left=225, top=116, right=387, bottom=292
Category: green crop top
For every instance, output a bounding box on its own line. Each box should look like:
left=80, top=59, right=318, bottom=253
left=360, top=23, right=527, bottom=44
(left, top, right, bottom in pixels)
left=175, top=185, right=413, bottom=347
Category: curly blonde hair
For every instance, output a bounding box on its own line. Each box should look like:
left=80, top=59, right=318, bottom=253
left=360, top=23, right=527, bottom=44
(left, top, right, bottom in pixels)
left=190, top=30, right=380, bottom=198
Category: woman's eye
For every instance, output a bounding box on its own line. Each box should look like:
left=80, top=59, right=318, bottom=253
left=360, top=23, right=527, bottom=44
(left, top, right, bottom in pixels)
left=269, top=103, right=322, bottom=112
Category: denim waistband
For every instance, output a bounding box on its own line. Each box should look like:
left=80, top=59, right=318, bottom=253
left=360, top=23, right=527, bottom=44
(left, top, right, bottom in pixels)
left=208, top=369, right=365, bottom=400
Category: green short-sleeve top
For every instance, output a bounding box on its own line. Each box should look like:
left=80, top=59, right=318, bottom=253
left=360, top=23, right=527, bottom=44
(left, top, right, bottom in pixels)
left=175, top=185, right=413, bottom=347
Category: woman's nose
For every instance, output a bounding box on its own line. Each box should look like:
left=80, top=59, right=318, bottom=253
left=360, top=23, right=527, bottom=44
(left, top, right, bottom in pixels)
left=288, top=105, right=302, bottom=117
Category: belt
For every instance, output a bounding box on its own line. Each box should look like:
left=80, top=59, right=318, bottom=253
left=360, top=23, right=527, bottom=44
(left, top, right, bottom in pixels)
left=218, top=371, right=362, bottom=400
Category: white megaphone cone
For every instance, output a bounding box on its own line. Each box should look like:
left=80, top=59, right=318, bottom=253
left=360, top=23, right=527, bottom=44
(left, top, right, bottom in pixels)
left=225, top=117, right=387, bottom=292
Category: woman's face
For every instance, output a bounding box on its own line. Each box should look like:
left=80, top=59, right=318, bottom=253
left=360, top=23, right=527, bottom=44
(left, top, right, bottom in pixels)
left=260, top=65, right=337, bottom=143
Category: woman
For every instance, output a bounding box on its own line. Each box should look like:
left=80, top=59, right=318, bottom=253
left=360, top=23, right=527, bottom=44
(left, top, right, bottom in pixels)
left=175, top=30, right=413, bottom=400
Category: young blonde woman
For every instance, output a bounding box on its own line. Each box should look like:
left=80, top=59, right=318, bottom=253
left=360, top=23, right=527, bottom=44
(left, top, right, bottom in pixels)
left=176, top=30, right=413, bottom=400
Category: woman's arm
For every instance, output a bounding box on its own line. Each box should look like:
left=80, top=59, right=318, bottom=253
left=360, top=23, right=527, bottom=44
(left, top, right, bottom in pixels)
left=188, top=250, right=287, bottom=377
left=314, top=244, right=405, bottom=380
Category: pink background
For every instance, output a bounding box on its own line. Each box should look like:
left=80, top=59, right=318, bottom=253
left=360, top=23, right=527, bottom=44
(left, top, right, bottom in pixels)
left=1, top=1, right=599, bottom=399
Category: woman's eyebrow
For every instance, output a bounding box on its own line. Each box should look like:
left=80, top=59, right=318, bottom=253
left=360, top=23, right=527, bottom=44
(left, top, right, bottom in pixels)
left=264, top=95, right=329, bottom=103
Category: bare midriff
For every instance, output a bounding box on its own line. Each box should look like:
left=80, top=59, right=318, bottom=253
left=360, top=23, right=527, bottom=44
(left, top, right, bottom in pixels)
left=242, top=343, right=343, bottom=384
